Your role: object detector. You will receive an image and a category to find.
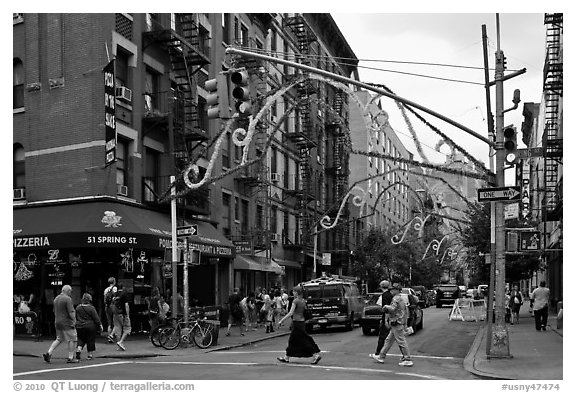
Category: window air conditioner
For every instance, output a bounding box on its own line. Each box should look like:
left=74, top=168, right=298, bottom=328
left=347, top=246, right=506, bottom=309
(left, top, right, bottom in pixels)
left=13, top=188, right=26, bottom=200
left=117, top=184, right=128, bottom=197
left=270, top=233, right=279, bottom=242
left=116, top=86, right=132, bottom=102
left=270, top=173, right=280, bottom=182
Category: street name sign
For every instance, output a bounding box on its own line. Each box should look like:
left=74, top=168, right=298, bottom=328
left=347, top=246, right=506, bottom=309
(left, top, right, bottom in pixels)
left=176, top=224, right=198, bottom=237
left=477, top=186, right=521, bottom=202
left=515, top=147, right=544, bottom=160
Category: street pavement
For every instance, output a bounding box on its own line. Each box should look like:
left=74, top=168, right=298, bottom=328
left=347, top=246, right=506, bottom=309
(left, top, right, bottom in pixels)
left=463, top=308, right=563, bottom=380
left=14, top=309, right=562, bottom=380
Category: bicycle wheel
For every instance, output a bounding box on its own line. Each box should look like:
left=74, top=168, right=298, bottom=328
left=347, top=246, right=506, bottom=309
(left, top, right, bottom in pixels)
left=191, top=323, right=213, bottom=349
left=159, top=326, right=180, bottom=350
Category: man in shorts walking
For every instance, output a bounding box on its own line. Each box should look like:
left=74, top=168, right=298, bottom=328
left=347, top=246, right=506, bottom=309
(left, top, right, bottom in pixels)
left=43, top=285, right=79, bottom=363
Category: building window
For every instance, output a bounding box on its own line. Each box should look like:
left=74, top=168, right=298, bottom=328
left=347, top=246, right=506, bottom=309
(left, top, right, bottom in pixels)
left=270, top=28, right=277, bottom=52
left=116, top=138, right=129, bottom=187
left=222, top=192, right=231, bottom=229
left=234, top=17, right=239, bottom=42
left=13, top=144, right=25, bottom=189
left=222, top=14, right=230, bottom=45
left=144, top=147, right=159, bottom=202
left=234, top=196, right=240, bottom=221
left=241, top=199, right=249, bottom=233
left=271, top=206, right=278, bottom=233
left=222, top=132, right=230, bottom=168
left=256, top=204, right=264, bottom=229
left=115, top=49, right=131, bottom=90
left=240, top=23, right=249, bottom=46
left=144, top=68, right=159, bottom=116
left=13, top=58, right=24, bottom=109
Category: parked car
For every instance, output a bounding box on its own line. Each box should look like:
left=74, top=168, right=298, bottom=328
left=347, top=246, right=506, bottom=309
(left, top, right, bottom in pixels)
left=434, top=284, right=462, bottom=308
left=359, top=291, right=423, bottom=335
left=477, top=284, right=489, bottom=299
left=301, top=275, right=364, bottom=333
left=359, top=292, right=384, bottom=335
left=411, top=285, right=428, bottom=308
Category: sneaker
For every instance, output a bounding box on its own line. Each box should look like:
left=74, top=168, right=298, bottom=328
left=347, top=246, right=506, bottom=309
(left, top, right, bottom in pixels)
left=542, top=327, right=547, bottom=331
left=116, top=342, right=126, bottom=351
left=42, top=353, right=51, bottom=363
left=107, top=335, right=114, bottom=343
left=75, top=351, right=81, bottom=360
left=86, top=355, right=94, bottom=360
left=66, top=358, right=79, bottom=364
left=277, top=356, right=289, bottom=363
left=398, top=360, right=414, bottom=367
left=369, top=353, right=385, bottom=363
left=311, top=354, right=322, bottom=365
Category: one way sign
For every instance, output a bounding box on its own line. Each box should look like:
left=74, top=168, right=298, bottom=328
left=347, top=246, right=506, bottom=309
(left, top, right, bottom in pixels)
left=477, top=186, right=521, bottom=202
left=177, top=224, right=198, bottom=237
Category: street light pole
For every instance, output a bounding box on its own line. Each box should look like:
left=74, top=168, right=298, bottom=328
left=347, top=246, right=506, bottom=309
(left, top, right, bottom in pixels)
left=489, top=14, right=511, bottom=358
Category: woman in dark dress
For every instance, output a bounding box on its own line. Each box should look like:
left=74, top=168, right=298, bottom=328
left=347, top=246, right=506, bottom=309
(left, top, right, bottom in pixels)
left=276, top=286, right=321, bottom=364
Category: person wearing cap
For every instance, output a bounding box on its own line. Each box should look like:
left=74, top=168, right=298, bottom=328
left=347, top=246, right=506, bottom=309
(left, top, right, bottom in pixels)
left=369, top=280, right=394, bottom=361
left=75, top=292, right=103, bottom=360
left=372, top=283, right=413, bottom=367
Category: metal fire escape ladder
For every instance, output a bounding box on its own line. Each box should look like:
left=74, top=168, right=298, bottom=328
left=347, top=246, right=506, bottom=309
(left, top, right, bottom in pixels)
left=542, top=13, right=563, bottom=222
left=284, top=15, right=318, bottom=250
left=143, top=14, right=211, bottom=164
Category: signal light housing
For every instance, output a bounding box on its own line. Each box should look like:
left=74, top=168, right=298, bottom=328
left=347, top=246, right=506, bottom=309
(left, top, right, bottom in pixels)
left=503, top=125, right=517, bottom=164
left=230, top=70, right=252, bottom=116
left=204, top=74, right=230, bottom=120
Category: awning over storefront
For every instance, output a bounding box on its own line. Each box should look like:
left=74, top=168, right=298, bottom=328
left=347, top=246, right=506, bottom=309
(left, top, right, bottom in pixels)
left=181, top=220, right=235, bottom=258
left=273, top=258, right=302, bottom=269
left=13, top=200, right=235, bottom=257
left=234, top=255, right=283, bottom=274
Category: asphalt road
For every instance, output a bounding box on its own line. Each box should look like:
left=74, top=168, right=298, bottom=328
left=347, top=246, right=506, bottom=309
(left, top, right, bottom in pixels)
left=13, top=307, right=485, bottom=381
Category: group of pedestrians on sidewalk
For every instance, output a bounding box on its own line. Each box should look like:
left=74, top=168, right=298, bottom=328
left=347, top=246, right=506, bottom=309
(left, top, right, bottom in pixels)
left=43, top=277, right=132, bottom=364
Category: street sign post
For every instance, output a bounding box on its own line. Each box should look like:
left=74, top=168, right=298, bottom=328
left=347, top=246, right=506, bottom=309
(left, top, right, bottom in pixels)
left=478, top=186, right=521, bottom=202
left=176, top=224, right=198, bottom=237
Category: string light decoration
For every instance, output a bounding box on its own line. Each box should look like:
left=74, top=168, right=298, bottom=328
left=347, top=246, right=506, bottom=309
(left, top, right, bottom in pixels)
left=153, top=63, right=486, bottom=263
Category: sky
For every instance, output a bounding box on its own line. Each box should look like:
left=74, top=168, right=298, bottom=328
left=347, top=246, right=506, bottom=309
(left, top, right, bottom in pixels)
left=331, top=13, right=547, bottom=173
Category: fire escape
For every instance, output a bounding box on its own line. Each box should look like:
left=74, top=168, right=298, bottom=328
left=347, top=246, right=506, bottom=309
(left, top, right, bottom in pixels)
left=142, top=13, right=211, bottom=216
left=326, top=88, right=350, bottom=255
left=283, top=15, right=319, bottom=251
left=542, top=13, right=563, bottom=222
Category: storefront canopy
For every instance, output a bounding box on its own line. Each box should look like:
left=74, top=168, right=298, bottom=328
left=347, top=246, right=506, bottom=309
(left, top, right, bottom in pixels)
left=273, top=258, right=302, bottom=269
left=234, top=255, right=283, bottom=274
left=13, top=200, right=235, bottom=257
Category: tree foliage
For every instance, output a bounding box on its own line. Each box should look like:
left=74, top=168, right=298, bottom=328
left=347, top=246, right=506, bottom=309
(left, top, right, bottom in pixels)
left=351, top=216, right=446, bottom=291
left=460, top=202, right=543, bottom=286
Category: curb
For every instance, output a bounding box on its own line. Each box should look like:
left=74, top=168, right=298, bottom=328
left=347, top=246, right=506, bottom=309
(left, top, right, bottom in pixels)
left=14, top=331, right=291, bottom=359
left=462, top=323, right=511, bottom=380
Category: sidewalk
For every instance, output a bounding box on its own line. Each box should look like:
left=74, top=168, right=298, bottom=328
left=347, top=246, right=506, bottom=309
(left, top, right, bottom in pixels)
left=464, top=309, right=563, bottom=380
left=13, top=324, right=291, bottom=361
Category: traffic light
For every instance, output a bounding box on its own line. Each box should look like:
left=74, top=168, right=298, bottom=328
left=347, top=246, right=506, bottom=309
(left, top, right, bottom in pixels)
left=205, top=74, right=230, bottom=120
left=230, top=70, right=252, bottom=116
left=503, top=125, right=517, bottom=164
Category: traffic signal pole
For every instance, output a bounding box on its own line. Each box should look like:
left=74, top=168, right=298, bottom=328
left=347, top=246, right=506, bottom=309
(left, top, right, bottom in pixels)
left=490, top=14, right=511, bottom=358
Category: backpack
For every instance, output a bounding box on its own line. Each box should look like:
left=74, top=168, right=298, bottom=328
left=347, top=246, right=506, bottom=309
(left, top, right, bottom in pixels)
left=112, top=293, right=125, bottom=315
left=104, top=287, right=116, bottom=307
left=408, top=294, right=419, bottom=308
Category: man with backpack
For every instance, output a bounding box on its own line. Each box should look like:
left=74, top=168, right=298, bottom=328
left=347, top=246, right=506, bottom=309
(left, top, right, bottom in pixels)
left=103, top=277, right=117, bottom=343
left=110, top=282, right=131, bottom=351
left=369, top=280, right=394, bottom=361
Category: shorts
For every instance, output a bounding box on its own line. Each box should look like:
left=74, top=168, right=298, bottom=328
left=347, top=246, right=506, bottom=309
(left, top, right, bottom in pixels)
left=55, top=327, right=77, bottom=342
left=112, top=314, right=131, bottom=336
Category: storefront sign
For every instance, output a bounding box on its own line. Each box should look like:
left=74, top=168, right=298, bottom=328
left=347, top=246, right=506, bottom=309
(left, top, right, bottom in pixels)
left=233, top=240, right=252, bottom=255
left=13, top=312, right=39, bottom=338
left=103, top=60, right=116, bottom=166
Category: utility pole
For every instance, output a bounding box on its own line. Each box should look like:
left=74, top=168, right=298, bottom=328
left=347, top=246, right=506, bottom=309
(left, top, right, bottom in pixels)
left=490, top=14, right=513, bottom=358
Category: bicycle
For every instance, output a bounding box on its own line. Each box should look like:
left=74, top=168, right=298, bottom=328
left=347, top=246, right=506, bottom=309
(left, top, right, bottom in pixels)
left=159, top=316, right=214, bottom=350
left=150, top=317, right=177, bottom=347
